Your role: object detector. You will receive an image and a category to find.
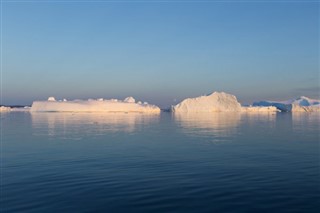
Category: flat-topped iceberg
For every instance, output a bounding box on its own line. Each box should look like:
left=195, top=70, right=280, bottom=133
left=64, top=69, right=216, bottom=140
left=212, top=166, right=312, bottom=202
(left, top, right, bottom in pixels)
left=172, top=92, right=242, bottom=112
left=241, top=106, right=279, bottom=112
left=0, top=106, right=11, bottom=112
left=253, top=96, right=320, bottom=112
left=31, top=97, right=160, bottom=113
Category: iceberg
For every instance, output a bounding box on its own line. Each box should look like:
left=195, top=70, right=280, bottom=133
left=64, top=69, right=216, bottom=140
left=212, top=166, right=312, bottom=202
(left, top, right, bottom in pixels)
left=253, top=96, right=320, bottom=112
left=47, top=97, right=56, bottom=101
left=241, top=106, right=279, bottom=112
left=10, top=106, right=31, bottom=112
left=30, top=97, right=160, bottom=113
left=172, top=92, right=242, bottom=112
left=0, top=106, right=11, bottom=112
left=124, top=97, right=135, bottom=103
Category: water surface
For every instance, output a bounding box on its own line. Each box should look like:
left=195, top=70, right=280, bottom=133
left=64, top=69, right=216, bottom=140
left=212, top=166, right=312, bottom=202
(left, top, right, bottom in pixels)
left=1, top=112, right=319, bottom=212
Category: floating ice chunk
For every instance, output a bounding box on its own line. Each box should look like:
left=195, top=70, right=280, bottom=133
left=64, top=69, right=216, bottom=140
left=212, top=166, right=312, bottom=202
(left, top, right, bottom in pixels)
left=124, top=97, right=135, bottom=103
left=48, top=97, right=56, bottom=101
left=10, top=107, right=30, bottom=112
left=0, top=106, right=30, bottom=112
left=0, top=106, right=11, bottom=112
left=97, top=98, right=104, bottom=101
left=241, top=106, right=279, bottom=112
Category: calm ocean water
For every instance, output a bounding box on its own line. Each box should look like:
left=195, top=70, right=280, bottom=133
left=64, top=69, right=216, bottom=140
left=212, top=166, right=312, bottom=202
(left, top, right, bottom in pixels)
left=1, top=112, right=319, bottom=212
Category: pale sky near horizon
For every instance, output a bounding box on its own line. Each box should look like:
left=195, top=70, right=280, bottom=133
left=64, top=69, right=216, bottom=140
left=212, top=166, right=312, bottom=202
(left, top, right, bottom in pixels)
left=2, top=1, right=319, bottom=108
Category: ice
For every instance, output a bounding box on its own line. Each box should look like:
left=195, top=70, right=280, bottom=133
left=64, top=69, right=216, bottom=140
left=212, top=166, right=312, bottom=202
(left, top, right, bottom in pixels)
left=124, top=97, right=135, bottom=103
left=172, top=92, right=242, bottom=112
left=0, top=106, right=11, bottom=112
left=7, top=93, right=320, bottom=114
left=10, top=107, right=31, bottom=112
left=253, top=96, right=320, bottom=112
left=241, top=106, right=279, bottom=112
left=171, top=91, right=318, bottom=113
left=48, top=97, right=56, bottom=101
left=31, top=97, right=160, bottom=113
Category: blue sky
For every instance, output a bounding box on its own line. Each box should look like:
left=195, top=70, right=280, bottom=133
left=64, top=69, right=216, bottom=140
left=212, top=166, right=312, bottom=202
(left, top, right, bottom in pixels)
left=2, top=1, right=319, bottom=107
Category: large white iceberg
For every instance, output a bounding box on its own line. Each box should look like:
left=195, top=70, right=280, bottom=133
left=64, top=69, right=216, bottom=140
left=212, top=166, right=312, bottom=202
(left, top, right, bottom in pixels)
left=253, top=96, right=320, bottom=112
left=171, top=91, right=316, bottom=113
left=30, top=97, right=160, bottom=113
left=172, top=92, right=242, bottom=112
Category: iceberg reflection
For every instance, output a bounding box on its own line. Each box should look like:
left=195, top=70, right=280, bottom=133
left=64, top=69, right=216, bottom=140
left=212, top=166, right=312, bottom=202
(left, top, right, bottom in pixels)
left=241, top=111, right=277, bottom=124
left=240, top=112, right=278, bottom=133
left=173, top=112, right=241, bottom=140
left=31, top=112, right=160, bottom=139
left=292, top=112, right=320, bottom=132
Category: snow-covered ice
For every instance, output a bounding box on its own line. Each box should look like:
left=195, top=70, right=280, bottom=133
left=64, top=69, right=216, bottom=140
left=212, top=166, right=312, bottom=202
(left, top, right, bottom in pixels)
left=48, top=97, right=56, bottom=101
left=172, top=92, right=242, bottom=112
left=0, top=106, right=11, bottom=112
left=10, top=106, right=31, bottom=112
left=31, top=97, right=160, bottom=113
left=171, top=91, right=318, bottom=113
left=241, top=106, right=279, bottom=112
left=1, top=106, right=31, bottom=112
left=253, top=96, right=320, bottom=112
left=5, top=93, right=320, bottom=114
left=124, top=97, right=135, bottom=103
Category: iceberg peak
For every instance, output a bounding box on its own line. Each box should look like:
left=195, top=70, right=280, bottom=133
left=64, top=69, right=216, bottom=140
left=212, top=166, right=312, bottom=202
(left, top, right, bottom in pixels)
left=124, top=97, right=135, bottom=103
left=48, top=97, right=56, bottom=101
left=172, top=91, right=242, bottom=112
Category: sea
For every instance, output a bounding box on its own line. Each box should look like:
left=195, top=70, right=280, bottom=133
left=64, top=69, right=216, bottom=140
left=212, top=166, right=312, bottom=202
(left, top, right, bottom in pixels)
left=1, top=112, right=319, bottom=212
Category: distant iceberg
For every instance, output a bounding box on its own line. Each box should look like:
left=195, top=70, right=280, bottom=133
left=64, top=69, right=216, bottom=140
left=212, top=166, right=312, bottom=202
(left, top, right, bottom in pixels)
left=172, top=92, right=242, bottom=112
left=0, top=106, right=11, bottom=112
left=253, top=96, right=320, bottom=112
left=6, top=93, right=320, bottom=114
left=241, top=106, right=279, bottom=112
left=172, top=92, right=318, bottom=113
left=30, top=97, right=160, bottom=113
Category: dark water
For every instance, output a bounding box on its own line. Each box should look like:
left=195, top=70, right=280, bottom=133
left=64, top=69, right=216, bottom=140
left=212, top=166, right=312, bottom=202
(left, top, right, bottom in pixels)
left=1, top=112, right=319, bottom=212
